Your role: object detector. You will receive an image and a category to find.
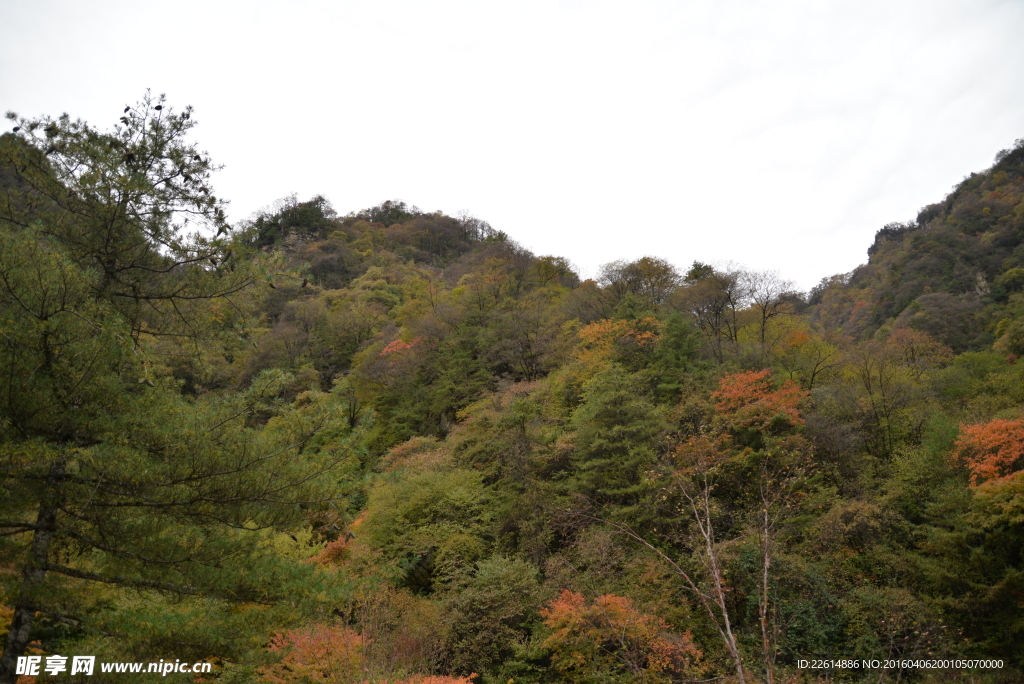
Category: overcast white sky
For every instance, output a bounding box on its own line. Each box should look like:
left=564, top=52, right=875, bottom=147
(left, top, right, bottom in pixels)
left=3, top=0, right=1024, bottom=289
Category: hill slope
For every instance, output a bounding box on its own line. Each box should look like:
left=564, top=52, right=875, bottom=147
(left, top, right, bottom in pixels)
left=810, top=138, right=1024, bottom=352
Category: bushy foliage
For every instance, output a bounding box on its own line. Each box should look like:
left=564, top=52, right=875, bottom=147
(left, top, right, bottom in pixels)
left=260, top=625, right=365, bottom=684
left=540, top=590, right=703, bottom=684
left=955, top=417, right=1024, bottom=484
left=710, top=369, right=807, bottom=434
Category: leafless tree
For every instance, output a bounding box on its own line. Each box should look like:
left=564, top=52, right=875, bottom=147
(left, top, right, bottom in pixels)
left=673, top=264, right=751, bottom=362
left=598, top=256, right=682, bottom=311
left=604, top=438, right=749, bottom=684
left=745, top=270, right=797, bottom=350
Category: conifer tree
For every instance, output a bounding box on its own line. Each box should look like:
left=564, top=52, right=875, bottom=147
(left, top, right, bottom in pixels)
left=0, top=96, right=352, bottom=683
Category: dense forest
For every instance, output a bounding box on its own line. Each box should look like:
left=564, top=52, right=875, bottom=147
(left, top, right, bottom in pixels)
left=2, top=95, right=1024, bottom=684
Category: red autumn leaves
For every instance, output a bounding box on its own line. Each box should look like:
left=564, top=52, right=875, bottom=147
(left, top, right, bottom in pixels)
left=540, top=590, right=703, bottom=682
left=710, top=369, right=807, bottom=434
left=710, top=369, right=1024, bottom=487
left=259, top=623, right=472, bottom=684
left=954, top=418, right=1024, bottom=486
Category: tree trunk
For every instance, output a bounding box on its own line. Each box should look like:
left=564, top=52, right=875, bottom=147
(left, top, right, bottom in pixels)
left=698, top=490, right=746, bottom=684
left=759, top=508, right=775, bottom=684
left=0, top=462, right=62, bottom=684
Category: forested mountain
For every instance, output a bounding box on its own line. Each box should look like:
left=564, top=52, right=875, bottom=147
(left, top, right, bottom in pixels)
left=2, top=98, right=1023, bottom=684
left=810, top=141, right=1024, bottom=353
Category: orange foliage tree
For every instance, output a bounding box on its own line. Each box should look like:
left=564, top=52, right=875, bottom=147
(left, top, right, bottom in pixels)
left=710, top=369, right=808, bottom=435
left=628, top=369, right=811, bottom=684
left=259, top=622, right=469, bottom=684
left=259, top=624, right=366, bottom=684
left=886, top=328, right=954, bottom=376
left=574, top=317, right=663, bottom=370
left=954, top=418, right=1024, bottom=485
left=540, top=590, right=702, bottom=684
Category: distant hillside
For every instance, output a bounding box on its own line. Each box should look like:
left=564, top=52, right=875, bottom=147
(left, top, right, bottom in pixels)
left=809, top=138, right=1024, bottom=352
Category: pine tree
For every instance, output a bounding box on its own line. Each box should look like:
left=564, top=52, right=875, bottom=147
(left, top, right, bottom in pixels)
left=0, top=96, right=353, bottom=683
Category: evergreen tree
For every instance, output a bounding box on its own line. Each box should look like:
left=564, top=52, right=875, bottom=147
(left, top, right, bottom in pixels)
left=0, top=96, right=353, bottom=683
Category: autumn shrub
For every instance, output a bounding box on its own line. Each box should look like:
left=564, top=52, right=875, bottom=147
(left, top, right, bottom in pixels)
left=258, top=620, right=471, bottom=684
left=954, top=417, right=1024, bottom=485
left=574, top=317, right=663, bottom=372
left=355, top=587, right=447, bottom=679
left=259, top=624, right=365, bottom=684
left=711, top=369, right=808, bottom=440
left=886, top=327, right=954, bottom=373
left=540, top=590, right=703, bottom=684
